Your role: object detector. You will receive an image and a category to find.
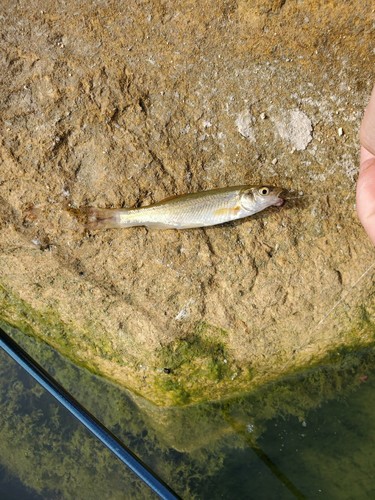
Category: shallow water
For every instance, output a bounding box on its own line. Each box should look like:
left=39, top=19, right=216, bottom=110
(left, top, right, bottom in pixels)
left=1, top=325, right=375, bottom=499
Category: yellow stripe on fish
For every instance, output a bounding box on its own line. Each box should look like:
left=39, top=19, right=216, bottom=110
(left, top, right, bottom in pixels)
left=213, top=206, right=241, bottom=216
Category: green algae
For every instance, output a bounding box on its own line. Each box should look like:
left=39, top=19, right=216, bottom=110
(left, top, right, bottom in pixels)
left=2, top=282, right=375, bottom=407
left=2, top=323, right=375, bottom=498
left=1, top=284, right=76, bottom=348
left=154, top=322, right=241, bottom=405
left=153, top=313, right=375, bottom=406
left=158, top=322, right=231, bottom=381
left=0, top=283, right=245, bottom=405
left=0, top=284, right=123, bottom=378
left=0, top=346, right=151, bottom=499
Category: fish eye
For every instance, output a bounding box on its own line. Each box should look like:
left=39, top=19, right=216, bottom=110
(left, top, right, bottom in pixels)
left=259, top=187, right=269, bottom=196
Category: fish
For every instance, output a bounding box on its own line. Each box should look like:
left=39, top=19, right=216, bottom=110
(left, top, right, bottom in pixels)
left=76, top=184, right=285, bottom=230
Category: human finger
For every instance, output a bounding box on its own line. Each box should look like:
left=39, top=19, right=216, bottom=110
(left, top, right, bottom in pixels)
left=356, top=147, right=375, bottom=245
left=360, top=84, right=375, bottom=157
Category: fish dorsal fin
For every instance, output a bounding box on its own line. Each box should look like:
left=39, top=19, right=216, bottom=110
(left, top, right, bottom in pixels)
left=156, top=193, right=184, bottom=204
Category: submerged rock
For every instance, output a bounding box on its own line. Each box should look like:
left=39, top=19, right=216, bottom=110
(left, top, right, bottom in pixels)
left=0, top=0, right=374, bottom=405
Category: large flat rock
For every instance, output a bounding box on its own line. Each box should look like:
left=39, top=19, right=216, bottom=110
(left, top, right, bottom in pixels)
left=1, top=0, right=374, bottom=405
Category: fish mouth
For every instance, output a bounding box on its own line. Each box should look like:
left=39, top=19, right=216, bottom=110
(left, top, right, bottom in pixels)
left=274, top=189, right=286, bottom=207
left=274, top=198, right=285, bottom=207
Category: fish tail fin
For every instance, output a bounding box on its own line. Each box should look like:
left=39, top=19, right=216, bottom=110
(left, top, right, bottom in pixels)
left=69, top=207, right=125, bottom=230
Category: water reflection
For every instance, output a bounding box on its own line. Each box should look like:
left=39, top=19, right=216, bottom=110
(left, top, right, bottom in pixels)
left=0, top=342, right=156, bottom=499
left=1, top=323, right=375, bottom=498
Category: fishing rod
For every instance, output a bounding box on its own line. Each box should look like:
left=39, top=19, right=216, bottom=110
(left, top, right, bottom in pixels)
left=0, top=327, right=180, bottom=500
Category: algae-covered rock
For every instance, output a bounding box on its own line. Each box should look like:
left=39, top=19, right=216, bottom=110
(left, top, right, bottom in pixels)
left=0, top=0, right=374, bottom=405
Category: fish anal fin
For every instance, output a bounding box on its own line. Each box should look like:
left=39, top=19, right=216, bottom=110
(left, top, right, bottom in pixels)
left=145, top=222, right=174, bottom=230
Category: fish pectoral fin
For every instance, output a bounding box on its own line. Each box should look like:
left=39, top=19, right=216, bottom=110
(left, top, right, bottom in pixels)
left=213, top=206, right=241, bottom=216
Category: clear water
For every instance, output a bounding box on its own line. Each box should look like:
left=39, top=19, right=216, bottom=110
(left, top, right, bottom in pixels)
left=1, top=325, right=375, bottom=499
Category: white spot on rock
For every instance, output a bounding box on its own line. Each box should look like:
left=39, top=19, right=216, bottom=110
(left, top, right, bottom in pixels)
left=175, top=299, right=194, bottom=321
left=235, top=110, right=255, bottom=141
left=274, top=109, right=313, bottom=151
left=340, top=153, right=357, bottom=181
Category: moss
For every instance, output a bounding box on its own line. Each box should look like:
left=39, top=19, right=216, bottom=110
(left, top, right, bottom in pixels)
left=159, top=324, right=229, bottom=378
left=1, top=284, right=74, bottom=348
left=0, top=284, right=112, bottom=378
left=154, top=322, right=238, bottom=403
left=152, top=313, right=375, bottom=406
left=159, top=379, right=191, bottom=405
left=2, top=282, right=375, bottom=407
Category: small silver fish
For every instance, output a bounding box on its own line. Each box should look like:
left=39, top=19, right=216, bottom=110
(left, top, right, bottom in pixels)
left=78, top=185, right=285, bottom=230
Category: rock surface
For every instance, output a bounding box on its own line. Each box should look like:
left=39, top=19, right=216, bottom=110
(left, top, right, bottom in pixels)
left=1, top=0, right=374, bottom=405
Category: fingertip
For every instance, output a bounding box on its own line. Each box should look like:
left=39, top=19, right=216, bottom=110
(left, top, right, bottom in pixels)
left=360, top=84, right=375, bottom=156
left=356, top=157, right=375, bottom=245
left=360, top=146, right=375, bottom=170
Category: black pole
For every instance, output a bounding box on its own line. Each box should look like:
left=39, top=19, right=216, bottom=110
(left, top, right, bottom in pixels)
left=0, top=328, right=180, bottom=500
